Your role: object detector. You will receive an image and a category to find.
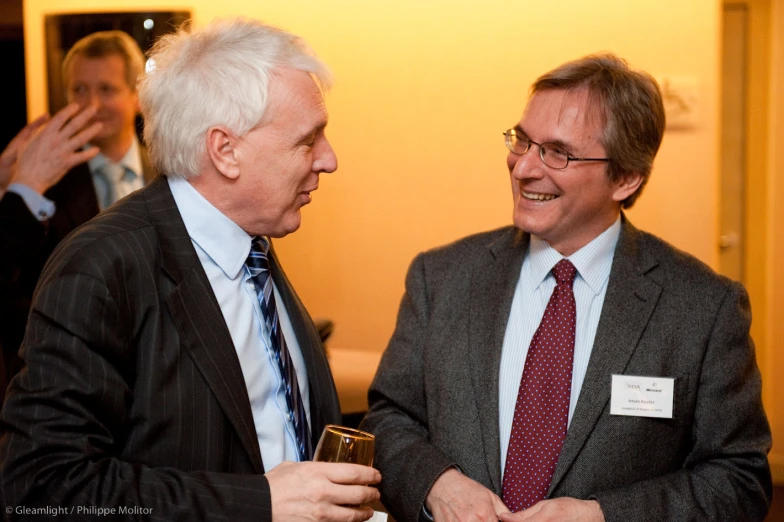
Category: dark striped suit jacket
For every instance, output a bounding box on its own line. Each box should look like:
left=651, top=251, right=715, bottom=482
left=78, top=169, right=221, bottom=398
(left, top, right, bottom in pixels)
left=0, top=176, right=341, bottom=520
left=0, top=146, right=156, bottom=401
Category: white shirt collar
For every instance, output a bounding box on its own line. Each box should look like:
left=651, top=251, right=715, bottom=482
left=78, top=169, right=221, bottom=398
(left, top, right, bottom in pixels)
left=167, top=176, right=252, bottom=280
left=527, top=216, right=621, bottom=295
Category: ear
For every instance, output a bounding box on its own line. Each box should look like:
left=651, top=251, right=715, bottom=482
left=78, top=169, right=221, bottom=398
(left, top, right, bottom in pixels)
left=612, top=171, right=644, bottom=203
left=206, top=126, right=241, bottom=180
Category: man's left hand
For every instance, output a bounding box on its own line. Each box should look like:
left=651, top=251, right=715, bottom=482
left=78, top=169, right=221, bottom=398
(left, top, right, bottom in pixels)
left=499, top=498, right=604, bottom=522
left=0, top=114, right=49, bottom=193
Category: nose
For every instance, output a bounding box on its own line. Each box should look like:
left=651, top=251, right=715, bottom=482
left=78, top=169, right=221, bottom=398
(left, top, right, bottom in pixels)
left=313, top=136, right=337, bottom=174
left=87, top=90, right=102, bottom=109
left=73, top=89, right=100, bottom=111
left=508, top=147, right=543, bottom=181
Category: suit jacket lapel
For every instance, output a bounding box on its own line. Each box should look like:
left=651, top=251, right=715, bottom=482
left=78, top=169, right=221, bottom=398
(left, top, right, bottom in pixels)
left=548, top=218, right=662, bottom=493
left=468, top=228, right=528, bottom=493
left=46, top=164, right=100, bottom=234
left=267, top=243, right=341, bottom=451
left=145, top=177, right=264, bottom=473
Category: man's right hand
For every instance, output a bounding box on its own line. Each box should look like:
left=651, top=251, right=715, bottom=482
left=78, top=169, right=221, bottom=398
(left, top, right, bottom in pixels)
left=266, top=461, right=382, bottom=522
left=11, top=103, right=102, bottom=195
left=425, top=468, right=510, bottom=522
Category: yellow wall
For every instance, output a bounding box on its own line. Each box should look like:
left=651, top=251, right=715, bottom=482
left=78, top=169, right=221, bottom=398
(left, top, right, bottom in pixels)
left=23, top=1, right=721, bottom=351
left=745, top=0, right=771, bottom=407
left=24, top=0, right=784, bottom=485
left=766, top=0, right=784, bottom=484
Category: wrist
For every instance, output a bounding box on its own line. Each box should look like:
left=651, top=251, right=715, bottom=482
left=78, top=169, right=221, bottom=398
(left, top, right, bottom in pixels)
left=424, top=468, right=461, bottom=514
left=12, top=178, right=46, bottom=196
left=587, top=500, right=605, bottom=522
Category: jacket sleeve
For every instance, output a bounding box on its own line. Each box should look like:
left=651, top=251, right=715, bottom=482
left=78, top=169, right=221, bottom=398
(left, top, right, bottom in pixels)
left=0, top=192, right=47, bottom=286
left=0, top=268, right=272, bottom=521
left=591, top=282, right=772, bottom=522
left=361, top=253, right=457, bottom=522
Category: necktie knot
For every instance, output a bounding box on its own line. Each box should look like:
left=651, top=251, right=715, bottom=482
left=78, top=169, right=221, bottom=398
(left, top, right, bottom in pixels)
left=99, top=162, right=126, bottom=183
left=552, top=259, right=577, bottom=287
left=246, top=236, right=271, bottom=273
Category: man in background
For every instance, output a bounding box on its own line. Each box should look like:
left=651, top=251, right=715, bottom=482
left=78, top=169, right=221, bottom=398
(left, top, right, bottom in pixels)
left=363, top=54, right=771, bottom=522
left=0, top=30, right=154, bottom=390
left=0, top=103, right=101, bottom=398
left=1, top=18, right=380, bottom=521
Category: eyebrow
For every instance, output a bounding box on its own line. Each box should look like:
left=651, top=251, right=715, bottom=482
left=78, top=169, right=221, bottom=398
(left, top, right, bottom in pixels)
left=295, top=122, right=328, bottom=144
left=515, top=125, right=575, bottom=154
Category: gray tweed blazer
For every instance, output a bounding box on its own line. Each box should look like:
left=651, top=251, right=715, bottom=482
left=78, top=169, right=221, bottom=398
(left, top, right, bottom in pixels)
left=363, top=218, right=771, bottom=522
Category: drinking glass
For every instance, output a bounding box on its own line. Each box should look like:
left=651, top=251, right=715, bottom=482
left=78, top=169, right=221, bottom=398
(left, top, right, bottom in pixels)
left=313, top=424, right=375, bottom=466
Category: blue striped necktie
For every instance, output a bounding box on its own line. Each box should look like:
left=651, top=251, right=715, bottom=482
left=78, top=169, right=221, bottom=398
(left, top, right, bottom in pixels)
left=246, top=236, right=312, bottom=461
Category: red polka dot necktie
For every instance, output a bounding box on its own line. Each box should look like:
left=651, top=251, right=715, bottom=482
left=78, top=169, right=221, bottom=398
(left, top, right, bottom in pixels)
left=502, top=259, right=577, bottom=512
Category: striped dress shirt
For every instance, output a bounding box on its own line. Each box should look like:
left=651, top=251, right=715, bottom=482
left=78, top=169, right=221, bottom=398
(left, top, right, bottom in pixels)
left=499, top=218, right=621, bottom=476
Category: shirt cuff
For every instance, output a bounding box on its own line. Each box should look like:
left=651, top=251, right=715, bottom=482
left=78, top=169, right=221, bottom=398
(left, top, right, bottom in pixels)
left=7, top=183, right=56, bottom=221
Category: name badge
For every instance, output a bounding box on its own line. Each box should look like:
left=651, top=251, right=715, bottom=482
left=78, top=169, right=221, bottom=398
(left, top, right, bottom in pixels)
left=610, top=375, right=674, bottom=419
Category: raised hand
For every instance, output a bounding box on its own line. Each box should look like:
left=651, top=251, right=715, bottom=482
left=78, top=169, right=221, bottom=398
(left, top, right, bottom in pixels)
left=11, top=103, right=102, bottom=194
left=0, top=113, right=49, bottom=192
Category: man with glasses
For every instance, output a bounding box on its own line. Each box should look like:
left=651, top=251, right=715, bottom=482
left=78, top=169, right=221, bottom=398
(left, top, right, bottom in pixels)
left=363, top=53, right=771, bottom=522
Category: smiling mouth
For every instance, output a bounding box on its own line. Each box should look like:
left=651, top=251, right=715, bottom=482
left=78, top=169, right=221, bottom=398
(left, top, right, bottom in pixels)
left=522, top=191, right=559, bottom=202
left=300, top=188, right=316, bottom=203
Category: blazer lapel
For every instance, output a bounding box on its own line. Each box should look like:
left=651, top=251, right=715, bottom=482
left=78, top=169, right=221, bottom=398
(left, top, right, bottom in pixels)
left=468, top=228, right=528, bottom=493
left=145, top=177, right=264, bottom=473
left=46, top=164, right=100, bottom=234
left=267, top=243, right=341, bottom=451
left=548, top=218, right=662, bottom=493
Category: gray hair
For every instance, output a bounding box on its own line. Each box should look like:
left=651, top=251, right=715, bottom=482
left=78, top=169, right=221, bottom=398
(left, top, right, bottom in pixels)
left=532, top=53, right=665, bottom=208
left=138, top=18, right=333, bottom=178
left=62, top=30, right=145, bottom=92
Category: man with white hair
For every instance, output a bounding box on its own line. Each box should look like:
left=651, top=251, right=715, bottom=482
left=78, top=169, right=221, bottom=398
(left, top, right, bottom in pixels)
left=1, top=18, right=380, bottom=521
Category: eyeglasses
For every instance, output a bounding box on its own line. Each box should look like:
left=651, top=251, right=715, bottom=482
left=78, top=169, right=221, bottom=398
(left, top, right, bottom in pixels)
left=503, top=128, right=610, bottom=170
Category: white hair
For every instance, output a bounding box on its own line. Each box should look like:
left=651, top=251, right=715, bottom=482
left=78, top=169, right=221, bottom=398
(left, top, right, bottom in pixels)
left=138, top=18, right=333, bottom=178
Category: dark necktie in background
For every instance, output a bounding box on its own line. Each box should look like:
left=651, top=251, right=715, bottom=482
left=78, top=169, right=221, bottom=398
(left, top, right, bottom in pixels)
left=246, top=236, right=312, bottom=461
left=502, top=258, right=577, bottom=512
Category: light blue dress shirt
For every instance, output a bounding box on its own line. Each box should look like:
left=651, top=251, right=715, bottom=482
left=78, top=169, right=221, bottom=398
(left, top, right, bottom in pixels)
left=87, top=137, right=145, bottom=210
left=168, top=176, right=311, bottom=472
left=5, top=182, right=55, bottom=220
left=498, top=218, right=621, bottom=476
left=6, top=136, right=145, bottom=219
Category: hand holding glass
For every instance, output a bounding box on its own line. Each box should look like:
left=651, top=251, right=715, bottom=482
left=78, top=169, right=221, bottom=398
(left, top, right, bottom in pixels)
left=313, top=425, right=375, bottom=466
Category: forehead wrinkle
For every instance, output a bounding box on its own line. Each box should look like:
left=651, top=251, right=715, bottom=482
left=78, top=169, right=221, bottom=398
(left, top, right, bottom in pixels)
left=260, top=70, right=329, bottom=144
left=555, top=87, right=590, bottom=127
left=552, top=87, right=606, bottom=153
